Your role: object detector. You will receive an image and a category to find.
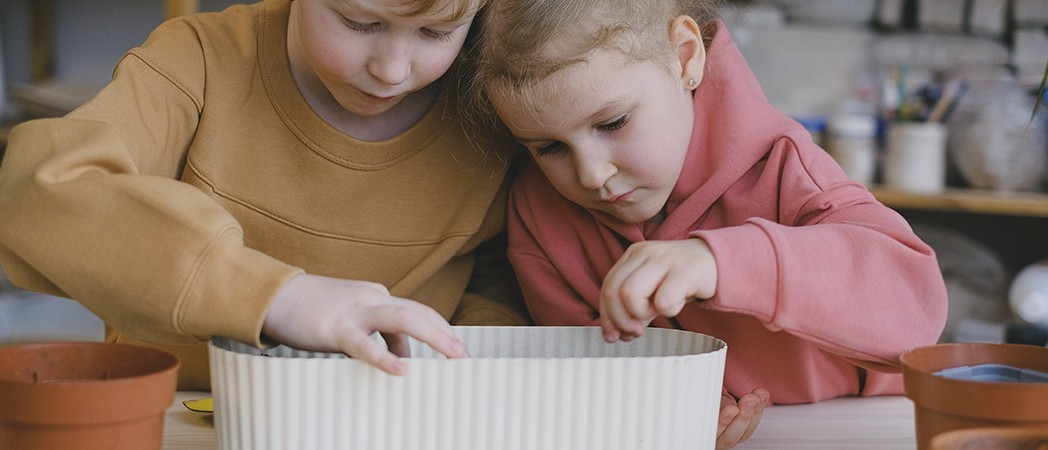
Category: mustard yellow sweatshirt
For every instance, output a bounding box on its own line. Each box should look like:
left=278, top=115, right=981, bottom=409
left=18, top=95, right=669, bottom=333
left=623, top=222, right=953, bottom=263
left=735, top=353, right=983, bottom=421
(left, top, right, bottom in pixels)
left=0, top=0, right=527, bottom=389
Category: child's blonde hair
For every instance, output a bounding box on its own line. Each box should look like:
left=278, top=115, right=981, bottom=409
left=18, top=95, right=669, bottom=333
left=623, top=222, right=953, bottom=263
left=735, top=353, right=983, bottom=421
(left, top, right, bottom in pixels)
left=465, top=0, right=721, bottom=121
left=399, top=0, right=487, bottom=20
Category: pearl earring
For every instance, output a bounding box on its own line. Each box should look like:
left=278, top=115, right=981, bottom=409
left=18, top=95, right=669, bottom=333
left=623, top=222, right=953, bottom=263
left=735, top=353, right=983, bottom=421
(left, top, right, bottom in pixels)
left=688, top=78, right=697, bottom=87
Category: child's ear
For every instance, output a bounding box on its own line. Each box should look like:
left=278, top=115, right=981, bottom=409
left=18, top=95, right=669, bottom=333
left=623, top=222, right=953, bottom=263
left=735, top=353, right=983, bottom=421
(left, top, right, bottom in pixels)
left=669, top=15, right=705, bottom=91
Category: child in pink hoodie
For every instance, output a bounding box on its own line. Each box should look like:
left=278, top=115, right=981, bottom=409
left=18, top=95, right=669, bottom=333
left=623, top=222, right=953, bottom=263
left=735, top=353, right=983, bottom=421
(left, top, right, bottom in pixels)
left=469, top=0, right=948, bottom=447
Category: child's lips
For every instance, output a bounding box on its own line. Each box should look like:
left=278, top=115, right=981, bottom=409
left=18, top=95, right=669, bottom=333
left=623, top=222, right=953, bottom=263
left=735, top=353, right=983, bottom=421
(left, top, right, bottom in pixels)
left=362, top=91, right=400, bottom=102
left=602, top=190, right=635, bottom=203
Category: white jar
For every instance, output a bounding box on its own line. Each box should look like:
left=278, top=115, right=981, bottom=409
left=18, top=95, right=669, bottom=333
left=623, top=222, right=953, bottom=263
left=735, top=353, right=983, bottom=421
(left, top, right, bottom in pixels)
left=883, top=122, right=947, bottom=194
left=826, top=114, right=877, bottom=184
left=1009, top=260, right=1048, bottom=328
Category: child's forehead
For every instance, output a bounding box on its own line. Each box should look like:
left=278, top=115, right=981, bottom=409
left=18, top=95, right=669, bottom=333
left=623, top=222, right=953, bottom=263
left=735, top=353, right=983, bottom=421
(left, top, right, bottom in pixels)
left=498, top=51, right=638, bottom=113
left=335, top=0, right=482, bottom=20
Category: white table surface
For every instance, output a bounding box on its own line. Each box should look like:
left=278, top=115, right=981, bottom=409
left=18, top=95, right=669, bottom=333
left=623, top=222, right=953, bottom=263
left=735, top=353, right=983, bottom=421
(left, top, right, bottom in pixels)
left=164, top=391, right=917, bottom=449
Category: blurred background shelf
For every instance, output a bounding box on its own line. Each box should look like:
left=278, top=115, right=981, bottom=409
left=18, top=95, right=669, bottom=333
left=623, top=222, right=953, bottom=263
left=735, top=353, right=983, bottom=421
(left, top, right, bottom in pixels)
left=869, top=186, right=1048, bottom=218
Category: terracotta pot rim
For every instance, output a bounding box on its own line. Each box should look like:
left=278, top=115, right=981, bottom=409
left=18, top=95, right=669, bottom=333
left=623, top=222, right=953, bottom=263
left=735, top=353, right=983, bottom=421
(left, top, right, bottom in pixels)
left=930, top=426, right=1048, bottom=450
left=0, top=342, right=180, bottom=424
left=0, top=342, right=179, bottom=379
left=901, top=343, right=1048, bottom=421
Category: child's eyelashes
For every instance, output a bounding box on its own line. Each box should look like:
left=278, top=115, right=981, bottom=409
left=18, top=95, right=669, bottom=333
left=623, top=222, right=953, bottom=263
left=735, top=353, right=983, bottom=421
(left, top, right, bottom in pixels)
left=530, top=115, right=629, bottom=157
left=341, top=17, right=381, bottom=33
left=340, top=17, right=457, bottom=42
left=421, top=28, right=457, bottom=41
left=597, top=115, right=629, bottom=132
left=535, top=141, right=566, bottom=157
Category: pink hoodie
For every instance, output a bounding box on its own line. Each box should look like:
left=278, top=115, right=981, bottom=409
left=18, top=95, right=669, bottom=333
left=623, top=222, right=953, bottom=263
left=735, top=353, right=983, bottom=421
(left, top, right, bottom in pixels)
left=506, top=22, right=948, bottom=404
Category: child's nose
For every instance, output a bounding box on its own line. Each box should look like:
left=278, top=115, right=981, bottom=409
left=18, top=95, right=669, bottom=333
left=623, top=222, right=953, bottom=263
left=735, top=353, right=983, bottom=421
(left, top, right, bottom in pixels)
left=368, top=38, right=411, bottom=86
left=574, top=148, right=616, bottom=190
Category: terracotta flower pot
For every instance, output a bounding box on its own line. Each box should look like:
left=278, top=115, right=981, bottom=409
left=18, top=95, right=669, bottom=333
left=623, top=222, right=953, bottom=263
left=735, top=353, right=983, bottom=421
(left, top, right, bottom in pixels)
left=930, top=427, right=1048, bottom=450
left=0, top=342, right=180, bottom=450
left=901, top=343, right=1048, bottom=450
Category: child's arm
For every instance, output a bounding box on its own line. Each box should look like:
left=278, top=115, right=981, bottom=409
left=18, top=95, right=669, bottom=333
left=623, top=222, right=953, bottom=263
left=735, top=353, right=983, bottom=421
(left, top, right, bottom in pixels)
left=0, top=51, right=234, bottom=346
left=598, top=136, right=947, bottom=371
left=695, top=148, right=945, bottom=371
left=696, top=138, right=947, bottom=371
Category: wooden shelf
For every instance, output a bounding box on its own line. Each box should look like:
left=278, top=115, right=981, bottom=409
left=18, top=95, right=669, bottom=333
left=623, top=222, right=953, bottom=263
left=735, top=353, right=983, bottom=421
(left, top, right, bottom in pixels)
left=869, top=186, right=1048, bottom=218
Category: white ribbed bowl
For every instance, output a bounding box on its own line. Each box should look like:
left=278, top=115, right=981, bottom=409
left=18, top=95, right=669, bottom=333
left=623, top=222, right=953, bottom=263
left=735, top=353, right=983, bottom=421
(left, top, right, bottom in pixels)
left=210, top=326, right=726, bottom=450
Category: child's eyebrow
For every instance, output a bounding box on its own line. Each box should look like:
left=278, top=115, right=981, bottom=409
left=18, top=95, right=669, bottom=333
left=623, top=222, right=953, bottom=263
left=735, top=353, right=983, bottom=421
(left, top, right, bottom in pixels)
left=512, top=134, right=545, bottom=145
left=587, top=98, right=629, bottom=123
left=337, top=0, right=477, bottom=23
left=332, top=0, right=472, bottom=24
left=333, top=0, right=365, bottom=12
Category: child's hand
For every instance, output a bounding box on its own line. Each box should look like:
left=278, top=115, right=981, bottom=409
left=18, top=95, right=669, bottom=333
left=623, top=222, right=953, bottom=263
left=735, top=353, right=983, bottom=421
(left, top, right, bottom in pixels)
left=717, top=388, right=770, bottom=449
left=599, top=238, right=717, bottom=342
left=261, top=274, right=468, bottom=375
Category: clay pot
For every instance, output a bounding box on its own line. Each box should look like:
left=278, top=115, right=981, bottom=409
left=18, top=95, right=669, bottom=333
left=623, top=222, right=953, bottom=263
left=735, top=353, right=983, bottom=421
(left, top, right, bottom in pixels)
left=0, top=342, right=180, bottom=449
left=901, top=343, right=1048, bottom=450
left=930, top=427, right=1048, bottom=450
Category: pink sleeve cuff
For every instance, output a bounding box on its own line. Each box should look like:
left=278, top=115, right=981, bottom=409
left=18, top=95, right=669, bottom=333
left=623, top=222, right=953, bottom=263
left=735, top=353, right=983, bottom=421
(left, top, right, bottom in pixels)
left=689, top=221, right=779, bottom=324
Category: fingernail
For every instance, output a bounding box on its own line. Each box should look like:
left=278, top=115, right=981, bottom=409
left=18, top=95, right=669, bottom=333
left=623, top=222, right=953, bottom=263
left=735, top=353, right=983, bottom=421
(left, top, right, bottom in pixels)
left=450, top=340, right=466, bottom=356
left=391, top=359, right=407, bottom=375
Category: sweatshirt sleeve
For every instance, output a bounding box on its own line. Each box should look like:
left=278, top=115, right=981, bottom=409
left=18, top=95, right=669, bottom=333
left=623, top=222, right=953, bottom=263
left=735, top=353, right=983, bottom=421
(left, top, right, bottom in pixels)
left=0, top=30, right=301, bottom=346
left=690, top=136, right=948, bottom=372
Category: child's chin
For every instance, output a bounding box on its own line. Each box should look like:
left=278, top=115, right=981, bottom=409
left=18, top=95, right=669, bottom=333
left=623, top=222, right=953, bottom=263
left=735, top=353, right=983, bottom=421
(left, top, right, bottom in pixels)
left=603, top=207, right=658, bottom=225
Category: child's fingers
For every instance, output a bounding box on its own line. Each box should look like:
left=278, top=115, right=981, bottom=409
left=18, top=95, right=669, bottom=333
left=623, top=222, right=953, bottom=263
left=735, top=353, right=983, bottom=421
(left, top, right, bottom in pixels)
left=604, top=247, right=665, bottom=316
left=608, top=267, right=660, bottom=320
left=337, top=300, right=467, bottom=375
left=599, top=298, right=627, bottom=342
left=381, top=331, right=411, bottom=358
left=599, top=308, right=646, bottom=342
left=599, top=293, right=647, bottom=340
left=718, top=393, right=761, bottom=448
left=600, top=325, right=622, bottom=343
left=717, top=409, right=750, bottom=448
left=652, top=275, right=690, bottom=317
left=717, top=402, right=739, bottom=436
left=738, top=403, right=764, bottom=443
left=379, top=300, right=469, bottom=359
left=622, top=292, right=658, bottom=320
left=337, top=330, right=407, bottom=375
left=738, top=389, right=771, bottom=442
